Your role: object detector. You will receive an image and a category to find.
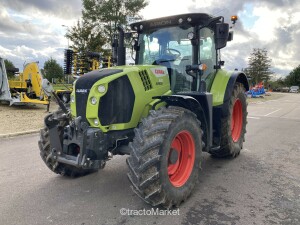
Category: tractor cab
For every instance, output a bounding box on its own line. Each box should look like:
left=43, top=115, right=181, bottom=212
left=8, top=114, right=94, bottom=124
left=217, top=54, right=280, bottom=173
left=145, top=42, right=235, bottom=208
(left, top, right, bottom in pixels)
left=129, top=13, right=231, bottom=93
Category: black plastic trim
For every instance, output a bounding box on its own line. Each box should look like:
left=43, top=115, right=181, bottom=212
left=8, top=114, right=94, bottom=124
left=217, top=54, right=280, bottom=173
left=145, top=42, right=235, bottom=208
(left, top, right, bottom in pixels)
left=75, top=69, right=123, bottom=123
left=98, top=75, right=135, bottom=126
left=131, top=13, right=216, bottom=32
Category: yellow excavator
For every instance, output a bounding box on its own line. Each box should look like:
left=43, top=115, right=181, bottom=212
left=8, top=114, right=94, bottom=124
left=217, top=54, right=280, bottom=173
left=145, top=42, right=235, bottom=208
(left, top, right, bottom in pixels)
left=0, top=57, right=53, bottom=109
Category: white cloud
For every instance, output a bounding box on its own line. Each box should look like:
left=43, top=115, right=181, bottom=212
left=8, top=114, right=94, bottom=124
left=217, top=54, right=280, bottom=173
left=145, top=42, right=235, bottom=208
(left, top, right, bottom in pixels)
left=0, top=0, right=299, bottom=77
left=250, top=6, right=288, bottom=42
left=0, top=45, right=16, bottom=57
left=0, top=1, right=79, bottom=70
left=291, top=11, right=300, bottom=24
left=140, top=0, right=212, bottom=19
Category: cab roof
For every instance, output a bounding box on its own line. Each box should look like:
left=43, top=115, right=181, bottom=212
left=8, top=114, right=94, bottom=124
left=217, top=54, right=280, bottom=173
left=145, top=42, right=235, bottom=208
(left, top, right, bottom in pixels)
left=130, top=13, right=219, bottom=32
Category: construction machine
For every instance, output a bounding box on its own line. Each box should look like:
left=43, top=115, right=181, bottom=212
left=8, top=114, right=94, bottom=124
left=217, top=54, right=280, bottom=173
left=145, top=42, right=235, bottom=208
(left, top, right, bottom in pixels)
left=0, top=57, right=53, bottom=107
left=39, top=13, right=248, bottom=208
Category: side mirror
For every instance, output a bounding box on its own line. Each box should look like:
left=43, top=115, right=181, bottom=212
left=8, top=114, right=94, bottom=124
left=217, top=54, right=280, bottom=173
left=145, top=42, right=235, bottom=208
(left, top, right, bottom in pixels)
left=215, top=23, right=229, bottom=50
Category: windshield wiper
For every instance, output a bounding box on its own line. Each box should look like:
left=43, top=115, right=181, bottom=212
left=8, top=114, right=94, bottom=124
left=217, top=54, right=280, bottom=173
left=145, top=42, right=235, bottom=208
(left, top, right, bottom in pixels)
left=155, top=59, right=176, bottom=63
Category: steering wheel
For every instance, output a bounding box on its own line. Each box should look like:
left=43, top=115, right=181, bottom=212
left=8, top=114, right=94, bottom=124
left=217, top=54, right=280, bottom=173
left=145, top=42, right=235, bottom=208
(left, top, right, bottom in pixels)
left=166, top=48, right=181, bottom=59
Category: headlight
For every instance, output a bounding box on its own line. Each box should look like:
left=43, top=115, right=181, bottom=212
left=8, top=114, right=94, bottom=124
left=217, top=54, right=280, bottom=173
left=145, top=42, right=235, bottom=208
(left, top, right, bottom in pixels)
left=98, top=85, right=106, bottom=93
left=90, top=97, right=97, bottom=105
left=71, top=95, right=75, bottom=103
left=94, top=119, right=99, bottom=126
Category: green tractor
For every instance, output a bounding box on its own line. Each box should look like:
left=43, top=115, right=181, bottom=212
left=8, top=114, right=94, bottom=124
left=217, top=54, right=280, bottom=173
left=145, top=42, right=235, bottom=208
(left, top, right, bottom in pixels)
left=39, top=13, right=248, bottom=208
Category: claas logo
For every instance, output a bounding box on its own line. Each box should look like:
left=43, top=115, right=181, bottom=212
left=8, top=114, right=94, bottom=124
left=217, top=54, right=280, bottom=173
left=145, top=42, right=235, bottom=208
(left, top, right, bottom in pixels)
left=155, top=69, right=165, bottom=74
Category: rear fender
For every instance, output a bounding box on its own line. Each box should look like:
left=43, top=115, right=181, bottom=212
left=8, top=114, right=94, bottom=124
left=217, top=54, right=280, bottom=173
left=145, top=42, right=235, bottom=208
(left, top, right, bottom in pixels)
left=210, top=69, right=249, bottom=108
left=222, top=71, right=249, bottom=117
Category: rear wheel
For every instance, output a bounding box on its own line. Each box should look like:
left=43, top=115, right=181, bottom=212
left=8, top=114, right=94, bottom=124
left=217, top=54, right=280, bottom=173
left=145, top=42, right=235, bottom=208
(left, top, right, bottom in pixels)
left=126, top=106, right=202, bottom=208
left=210, top=82, right=247, bottom=158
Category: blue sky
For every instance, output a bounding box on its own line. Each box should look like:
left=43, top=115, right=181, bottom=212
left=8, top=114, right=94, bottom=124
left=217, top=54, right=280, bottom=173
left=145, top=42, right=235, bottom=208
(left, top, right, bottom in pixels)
left=0, top=0, right=299, bottom=78
left=239, top=3, right=259, bottom=30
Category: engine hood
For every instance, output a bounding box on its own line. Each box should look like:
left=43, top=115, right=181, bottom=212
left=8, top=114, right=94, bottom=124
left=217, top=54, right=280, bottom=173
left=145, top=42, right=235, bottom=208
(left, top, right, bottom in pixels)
left=75, top=69, right=123, bottom=91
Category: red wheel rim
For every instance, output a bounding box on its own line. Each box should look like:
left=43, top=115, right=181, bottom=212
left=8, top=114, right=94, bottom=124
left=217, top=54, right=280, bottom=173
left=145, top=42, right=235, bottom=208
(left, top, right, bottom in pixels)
left=231, top=99, right=243, bottom=142
left=168, top=130, right=195, bottom=187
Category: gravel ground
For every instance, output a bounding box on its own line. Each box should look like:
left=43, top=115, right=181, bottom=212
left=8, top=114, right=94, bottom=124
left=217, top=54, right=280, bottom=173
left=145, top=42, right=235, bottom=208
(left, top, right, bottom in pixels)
left=0, top=101, right=58, bottom=135
left=0, top=92, right=286, bottom=135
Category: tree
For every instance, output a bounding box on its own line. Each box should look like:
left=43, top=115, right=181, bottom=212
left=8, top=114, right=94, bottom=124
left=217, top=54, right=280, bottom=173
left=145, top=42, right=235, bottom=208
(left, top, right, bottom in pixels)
left=284, top=64, right=300, bottom=86
left=246, top=48, right=273, bottom=85
left=82, top=0, right=148, bottom=43
left=269, top=77, right=286, bottom=90
left=4, top=59, right=17, bottom=79
left=66, top=0, right=148, bottom=53
left=65, top=19, right=108, bottom=54
left=43, top=58, right=64, bottom=82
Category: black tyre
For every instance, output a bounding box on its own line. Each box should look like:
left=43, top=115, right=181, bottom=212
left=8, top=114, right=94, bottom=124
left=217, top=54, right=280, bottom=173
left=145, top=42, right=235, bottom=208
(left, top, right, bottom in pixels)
left=126, top=106, right=202, bottom=208
left=211, top=82, right=247, bottom=158
left=38, top=109, right=93, bottom=177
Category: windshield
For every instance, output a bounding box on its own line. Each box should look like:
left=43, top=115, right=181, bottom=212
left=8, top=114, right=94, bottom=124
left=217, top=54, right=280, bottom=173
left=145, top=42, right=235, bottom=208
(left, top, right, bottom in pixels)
left=138, top=26, right=216, bottom=93
left=138, top=26, right=193, bottom=65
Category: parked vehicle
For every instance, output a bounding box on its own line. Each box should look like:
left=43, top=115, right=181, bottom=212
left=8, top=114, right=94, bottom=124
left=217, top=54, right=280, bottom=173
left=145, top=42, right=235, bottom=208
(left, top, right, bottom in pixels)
left=289, top=86, right=299, bottom=93
left=0, top=57, right=52, bottom=108
left=281, top=87, right=290, bottom=92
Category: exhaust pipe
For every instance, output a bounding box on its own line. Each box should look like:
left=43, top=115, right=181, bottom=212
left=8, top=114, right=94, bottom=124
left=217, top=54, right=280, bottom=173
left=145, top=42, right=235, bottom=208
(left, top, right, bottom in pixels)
left=117, top=26, right=126, bottom=66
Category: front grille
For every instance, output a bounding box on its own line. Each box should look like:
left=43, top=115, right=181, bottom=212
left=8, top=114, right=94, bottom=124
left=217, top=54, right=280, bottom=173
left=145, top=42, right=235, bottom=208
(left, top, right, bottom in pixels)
left=98, top=75, right=135, bottom=126
left=75, top=69, right=123, bottom=123
left=139, top=70, right=152, bottom=91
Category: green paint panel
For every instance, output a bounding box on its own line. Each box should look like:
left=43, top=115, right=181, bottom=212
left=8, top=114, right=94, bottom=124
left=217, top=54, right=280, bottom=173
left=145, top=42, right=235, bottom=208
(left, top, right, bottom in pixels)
left=210, top=69, right=232, bottom=106
left=70, top=66, right=171, bottom=133
left=70, top=66, right=235, bottom=131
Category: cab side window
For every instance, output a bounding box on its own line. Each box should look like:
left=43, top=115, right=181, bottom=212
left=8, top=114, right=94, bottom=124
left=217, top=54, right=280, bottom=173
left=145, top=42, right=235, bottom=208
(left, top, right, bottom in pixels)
left=199, top=28, right=216, bottom=79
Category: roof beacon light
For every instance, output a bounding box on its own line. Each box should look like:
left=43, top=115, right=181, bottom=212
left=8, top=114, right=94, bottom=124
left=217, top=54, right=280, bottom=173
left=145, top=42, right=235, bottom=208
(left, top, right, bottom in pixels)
left=231, top=15, right=238, bottom=24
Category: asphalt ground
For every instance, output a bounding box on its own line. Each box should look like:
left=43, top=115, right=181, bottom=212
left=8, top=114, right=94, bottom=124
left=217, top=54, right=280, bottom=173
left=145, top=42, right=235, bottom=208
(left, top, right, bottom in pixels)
left=0, top=93, right=299, bottom=225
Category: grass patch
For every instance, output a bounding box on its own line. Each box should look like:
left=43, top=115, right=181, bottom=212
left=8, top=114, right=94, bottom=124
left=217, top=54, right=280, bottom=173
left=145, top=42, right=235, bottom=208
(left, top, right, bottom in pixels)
left=53, top=84, right=73, bottom=91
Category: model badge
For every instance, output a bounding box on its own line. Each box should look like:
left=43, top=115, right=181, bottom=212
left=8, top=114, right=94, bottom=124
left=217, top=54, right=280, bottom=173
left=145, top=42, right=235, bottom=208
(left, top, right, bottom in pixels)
left=76, top=89, right=88, bottom=93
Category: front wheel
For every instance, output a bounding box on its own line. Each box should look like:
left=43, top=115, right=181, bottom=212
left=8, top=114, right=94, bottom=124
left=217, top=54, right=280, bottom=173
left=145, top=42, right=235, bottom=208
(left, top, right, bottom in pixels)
left=126, top=106, right=202, bottom=208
